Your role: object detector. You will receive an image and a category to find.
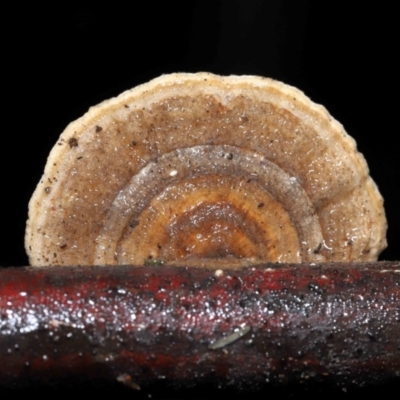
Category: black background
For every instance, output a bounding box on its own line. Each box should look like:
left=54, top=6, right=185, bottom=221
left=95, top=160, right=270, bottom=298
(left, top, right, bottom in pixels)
left=2, top=1, right=399, bottom=397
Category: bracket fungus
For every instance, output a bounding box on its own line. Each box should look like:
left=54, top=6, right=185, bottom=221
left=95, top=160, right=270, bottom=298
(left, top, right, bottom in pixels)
left=25, top=73, right=387, bottom=267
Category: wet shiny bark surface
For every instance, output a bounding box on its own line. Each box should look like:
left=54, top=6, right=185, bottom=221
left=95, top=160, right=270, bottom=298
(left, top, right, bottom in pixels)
left=0, top=262, right=399, bottom=390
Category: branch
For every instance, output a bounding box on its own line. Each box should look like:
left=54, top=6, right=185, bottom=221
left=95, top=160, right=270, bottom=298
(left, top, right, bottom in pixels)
left=1, top=262, right=399, bottom=389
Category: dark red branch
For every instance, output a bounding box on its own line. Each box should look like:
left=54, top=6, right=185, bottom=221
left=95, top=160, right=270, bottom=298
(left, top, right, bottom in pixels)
left=0, top=262, right=399, bottom=389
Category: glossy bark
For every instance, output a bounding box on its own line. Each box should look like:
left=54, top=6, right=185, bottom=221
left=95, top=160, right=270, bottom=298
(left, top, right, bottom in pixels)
left=0, top=263, right=399, bottom=389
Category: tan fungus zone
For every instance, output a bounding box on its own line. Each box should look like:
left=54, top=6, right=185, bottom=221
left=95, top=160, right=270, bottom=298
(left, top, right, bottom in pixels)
left=25, top=73, right=387, bottom=267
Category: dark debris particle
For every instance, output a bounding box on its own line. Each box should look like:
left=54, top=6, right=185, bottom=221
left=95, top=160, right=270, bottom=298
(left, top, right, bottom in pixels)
left=68, top=137, right=78, bottom=148
left=313, top=243, right=322, bottom=254
left=95, top=125, right=103, bottom=133
left=45, top=187, right=52, bottom=194
left=129, top=219, right=139, bottom=228
left=257, top=202, right=264, bottom=208
left=60, top=244, right=68, bottom=250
